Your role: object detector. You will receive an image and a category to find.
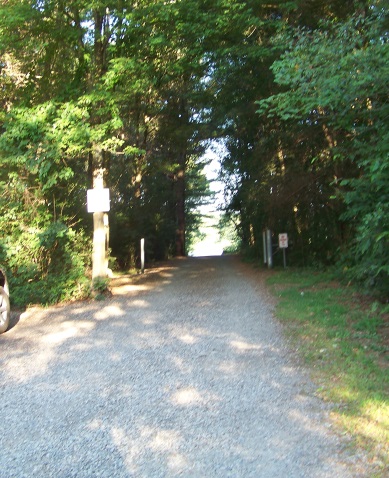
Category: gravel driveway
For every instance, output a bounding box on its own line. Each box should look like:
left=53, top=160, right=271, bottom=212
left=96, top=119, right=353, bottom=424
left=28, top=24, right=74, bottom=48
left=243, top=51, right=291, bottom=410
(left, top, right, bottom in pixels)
left=0, top=256, right=368, bottom=477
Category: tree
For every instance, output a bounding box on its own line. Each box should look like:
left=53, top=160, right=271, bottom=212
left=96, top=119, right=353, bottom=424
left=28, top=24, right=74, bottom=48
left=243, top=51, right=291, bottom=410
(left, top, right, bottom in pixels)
left=0, top=0, right=222, bottom=304
left=257, top=2, right=389, bottom=292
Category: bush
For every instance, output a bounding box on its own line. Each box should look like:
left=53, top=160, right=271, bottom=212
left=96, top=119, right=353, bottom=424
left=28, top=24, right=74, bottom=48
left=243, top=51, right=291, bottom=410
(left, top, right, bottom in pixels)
left=4, top=221, right=92, bottom=307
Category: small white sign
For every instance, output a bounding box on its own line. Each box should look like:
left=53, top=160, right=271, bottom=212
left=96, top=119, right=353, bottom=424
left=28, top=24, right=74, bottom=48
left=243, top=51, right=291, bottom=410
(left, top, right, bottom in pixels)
left=279, top=233, right=288, bottom=248
left=87, top=188, right=110, bottom=213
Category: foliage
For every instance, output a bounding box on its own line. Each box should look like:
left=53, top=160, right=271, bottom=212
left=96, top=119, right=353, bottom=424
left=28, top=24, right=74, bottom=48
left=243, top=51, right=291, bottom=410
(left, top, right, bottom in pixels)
left=2, top=219, right=91, bottom=307
left=1, top=0, right=388, bottom=305
left=213, top=0, right=388, bottom=296
left=91, top=276, right=110, bottom=301
left=0, top=0, right=222, bottom=304
left=267, top=268, right=388, bottom=476
left=217, top=211, right=241, bottom=254
left=258, top=5, right=389, bottom=294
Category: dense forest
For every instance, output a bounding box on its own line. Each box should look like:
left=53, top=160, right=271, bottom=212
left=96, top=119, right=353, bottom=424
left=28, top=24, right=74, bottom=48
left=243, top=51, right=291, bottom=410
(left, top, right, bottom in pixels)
left=0, top=0, right=387, bottom=306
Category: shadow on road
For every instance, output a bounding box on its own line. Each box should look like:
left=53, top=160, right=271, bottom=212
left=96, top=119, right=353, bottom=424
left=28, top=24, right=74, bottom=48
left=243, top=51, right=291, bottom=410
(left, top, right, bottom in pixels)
left=0, top=256, right=361, bottom=477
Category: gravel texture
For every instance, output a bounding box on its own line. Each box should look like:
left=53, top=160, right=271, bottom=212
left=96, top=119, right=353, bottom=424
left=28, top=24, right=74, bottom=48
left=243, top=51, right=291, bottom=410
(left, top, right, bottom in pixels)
left=0, top=255, right=370, bottom=477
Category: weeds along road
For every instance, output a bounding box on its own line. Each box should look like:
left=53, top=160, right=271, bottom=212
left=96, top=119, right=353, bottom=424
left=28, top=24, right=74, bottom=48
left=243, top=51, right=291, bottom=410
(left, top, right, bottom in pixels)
left=0, top=255, right=369, bottom=477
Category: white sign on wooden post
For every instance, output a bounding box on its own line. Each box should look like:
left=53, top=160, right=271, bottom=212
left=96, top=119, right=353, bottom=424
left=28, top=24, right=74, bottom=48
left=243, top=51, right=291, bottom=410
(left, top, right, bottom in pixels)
left=87, top=188, right=110, bottom=213
left=278, top=233, right=288, bottom=248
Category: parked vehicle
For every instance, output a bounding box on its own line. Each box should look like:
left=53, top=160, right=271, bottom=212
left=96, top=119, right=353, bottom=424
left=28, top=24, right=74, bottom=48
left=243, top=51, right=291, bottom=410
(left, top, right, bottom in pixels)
left=0, top=268, right=10, bottom=333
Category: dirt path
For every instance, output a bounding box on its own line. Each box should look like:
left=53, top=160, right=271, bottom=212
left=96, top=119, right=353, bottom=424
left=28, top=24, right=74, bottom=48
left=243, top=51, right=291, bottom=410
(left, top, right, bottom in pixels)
left=0, top=256, right=369, bottom=477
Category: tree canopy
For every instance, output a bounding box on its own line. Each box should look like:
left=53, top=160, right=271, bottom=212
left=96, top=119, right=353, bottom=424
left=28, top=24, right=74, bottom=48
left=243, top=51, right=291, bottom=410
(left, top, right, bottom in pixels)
left=0, top=0, right=387, bottom=304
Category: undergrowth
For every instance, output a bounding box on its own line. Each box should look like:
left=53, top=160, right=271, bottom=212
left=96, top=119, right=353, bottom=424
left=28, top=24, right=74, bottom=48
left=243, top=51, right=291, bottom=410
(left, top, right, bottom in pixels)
left=267, top=268, right=388, bottom=477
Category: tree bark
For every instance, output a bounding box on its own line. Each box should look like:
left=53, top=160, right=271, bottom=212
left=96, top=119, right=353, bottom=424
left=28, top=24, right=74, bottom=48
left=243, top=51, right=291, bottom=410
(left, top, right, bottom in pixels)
left=90, top=8, right=110, bottom=280
left=91, top=147, right=108, bottom=280
left=175, top=165, right=186, bottom=256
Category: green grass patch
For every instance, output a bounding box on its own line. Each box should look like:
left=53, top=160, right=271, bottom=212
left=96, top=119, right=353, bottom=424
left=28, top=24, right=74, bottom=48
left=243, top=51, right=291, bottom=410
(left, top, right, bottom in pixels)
left=268, top=268, right=389, bottom=477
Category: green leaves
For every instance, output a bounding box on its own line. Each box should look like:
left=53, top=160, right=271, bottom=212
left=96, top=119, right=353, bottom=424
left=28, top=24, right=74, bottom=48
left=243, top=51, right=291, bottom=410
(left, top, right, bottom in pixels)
left=1, top=102, right=75, bottom=190
left=254, top=4, right=389, bottom=294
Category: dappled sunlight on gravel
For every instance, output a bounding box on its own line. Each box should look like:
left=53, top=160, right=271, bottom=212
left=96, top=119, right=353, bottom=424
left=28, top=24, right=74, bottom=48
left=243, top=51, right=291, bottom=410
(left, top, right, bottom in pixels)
left=230, top=339, right=262, bottom=352
left=0, top=256, right=375, bottom=477
left=110, top=282, right=153, bottom=296
left=41, top=321, right=95, bottom=345
left=171, top=386, right=205, bottom=406
left=94, top=304, right=126, bottom=321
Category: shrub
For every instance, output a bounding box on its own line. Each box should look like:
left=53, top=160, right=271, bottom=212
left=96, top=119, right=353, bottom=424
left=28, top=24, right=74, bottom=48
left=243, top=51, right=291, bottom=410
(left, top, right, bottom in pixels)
left=5, top=221, right=92, bottom=307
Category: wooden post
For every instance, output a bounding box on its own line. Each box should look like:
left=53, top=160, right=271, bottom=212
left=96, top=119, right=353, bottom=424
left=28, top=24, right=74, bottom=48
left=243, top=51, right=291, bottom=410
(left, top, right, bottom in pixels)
left=92, top=211, right=106, bottom=279
left=175, top=168, right=186, bottom=256
left=90, top=167, right=109, bottom=280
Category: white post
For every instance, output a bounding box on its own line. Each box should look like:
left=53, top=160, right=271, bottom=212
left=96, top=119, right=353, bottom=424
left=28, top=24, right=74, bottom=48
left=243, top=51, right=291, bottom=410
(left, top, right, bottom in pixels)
left=141, top=238, right=145, bottom=274
left=263, top=230, right=267, bottom=264
left=266, top=229, right=273, bottom=269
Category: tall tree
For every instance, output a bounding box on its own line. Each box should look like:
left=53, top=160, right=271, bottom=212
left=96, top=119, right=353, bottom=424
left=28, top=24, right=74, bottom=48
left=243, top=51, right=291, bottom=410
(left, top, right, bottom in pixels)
left=0, top=0, right=224, bottom=297
left=257, top=1, right=388, bottom=291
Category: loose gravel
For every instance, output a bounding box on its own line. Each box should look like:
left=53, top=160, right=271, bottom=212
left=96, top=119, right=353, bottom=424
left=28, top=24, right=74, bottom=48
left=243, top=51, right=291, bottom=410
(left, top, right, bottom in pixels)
left=0, top=256, right=370, bottom=477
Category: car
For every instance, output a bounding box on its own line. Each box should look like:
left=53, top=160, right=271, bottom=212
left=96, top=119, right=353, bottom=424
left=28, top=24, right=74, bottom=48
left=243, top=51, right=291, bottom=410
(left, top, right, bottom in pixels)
left=0, top=267, right=10, bottom=333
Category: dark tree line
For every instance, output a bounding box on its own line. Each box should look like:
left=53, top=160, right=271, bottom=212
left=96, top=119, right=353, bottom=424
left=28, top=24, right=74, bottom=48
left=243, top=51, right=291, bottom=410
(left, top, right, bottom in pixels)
left=0, top=0, right=387, bottom=305
left=216, top=0, right=388, bottom=296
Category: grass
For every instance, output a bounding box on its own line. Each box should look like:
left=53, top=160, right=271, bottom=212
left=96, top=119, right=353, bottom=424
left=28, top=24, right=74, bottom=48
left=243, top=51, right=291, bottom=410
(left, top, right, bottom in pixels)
left=267, top=268, right=389, bottom=477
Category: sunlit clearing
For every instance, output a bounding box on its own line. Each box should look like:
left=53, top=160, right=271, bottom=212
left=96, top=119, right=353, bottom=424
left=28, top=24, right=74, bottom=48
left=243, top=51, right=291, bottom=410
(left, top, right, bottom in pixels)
left=191, top=145, right=236, bottom=257
left=191, top=238, right=224, bottom=257
left=190, top=212, right=231, bottom=257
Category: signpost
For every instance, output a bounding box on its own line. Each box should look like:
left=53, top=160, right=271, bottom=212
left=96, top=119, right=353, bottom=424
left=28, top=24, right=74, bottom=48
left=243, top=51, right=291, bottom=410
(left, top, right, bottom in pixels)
left=263, top=230, right=267, bottom=265
left=263, top=229, right=273, bottom=268
left=87, top=188, right=110, bottom=213
left=278, top=233, right=288, bottom=269
left=87, top=188, right=110, bottom=279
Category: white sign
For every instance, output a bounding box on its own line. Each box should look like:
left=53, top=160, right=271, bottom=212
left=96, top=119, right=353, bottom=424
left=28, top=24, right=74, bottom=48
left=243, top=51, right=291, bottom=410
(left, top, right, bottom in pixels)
left=278, top=233, right=288, bottom=248
left=87, top=188, right=110, bottom=213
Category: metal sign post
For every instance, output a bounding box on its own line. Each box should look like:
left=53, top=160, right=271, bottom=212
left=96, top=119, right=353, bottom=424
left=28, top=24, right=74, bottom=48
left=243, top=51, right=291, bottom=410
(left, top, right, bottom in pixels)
left=140, top=238, right=145, bottom=274
left=278, top=233, right=288, bottom=269
left=266, top=229, right=273, bottom=268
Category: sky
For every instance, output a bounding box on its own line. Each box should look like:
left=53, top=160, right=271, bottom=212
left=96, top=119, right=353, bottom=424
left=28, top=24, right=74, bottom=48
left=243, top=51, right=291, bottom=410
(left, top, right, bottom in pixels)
left=190, top=144, right=232, bottom=257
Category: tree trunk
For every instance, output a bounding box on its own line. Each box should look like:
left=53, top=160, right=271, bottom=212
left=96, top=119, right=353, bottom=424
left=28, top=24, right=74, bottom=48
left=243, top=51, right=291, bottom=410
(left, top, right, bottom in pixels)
left=175, top=165, right=186, bottom=256
left=175, top=98, right=189, bottom=257
left=90, top=8, right=110, bottom=280
left=92, top=146, right=108, bottom=280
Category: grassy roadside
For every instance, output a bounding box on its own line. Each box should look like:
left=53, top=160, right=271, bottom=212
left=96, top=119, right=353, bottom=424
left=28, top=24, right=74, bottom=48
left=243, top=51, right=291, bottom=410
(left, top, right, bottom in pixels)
left=266, top=269, right=388, bottom=477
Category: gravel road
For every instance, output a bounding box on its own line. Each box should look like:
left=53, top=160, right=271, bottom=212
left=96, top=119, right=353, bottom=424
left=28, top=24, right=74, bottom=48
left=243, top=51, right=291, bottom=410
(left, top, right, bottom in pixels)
left=0, top=256, right=369, bottom=477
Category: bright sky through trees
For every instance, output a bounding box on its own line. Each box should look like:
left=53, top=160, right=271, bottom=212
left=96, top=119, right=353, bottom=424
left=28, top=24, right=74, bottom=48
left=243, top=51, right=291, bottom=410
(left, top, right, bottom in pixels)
left=190, top=143, right=232, bottom=257
left=0, top=0, right=387, bottom=302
